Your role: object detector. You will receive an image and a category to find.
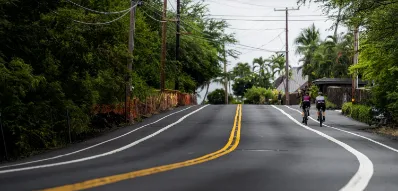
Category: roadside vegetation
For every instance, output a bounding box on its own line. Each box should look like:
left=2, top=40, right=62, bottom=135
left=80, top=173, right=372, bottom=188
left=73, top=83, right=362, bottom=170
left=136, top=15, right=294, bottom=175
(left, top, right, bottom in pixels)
left=0, top=0, right=237, bottom=160
left=294, top=0, right=398, bottom=128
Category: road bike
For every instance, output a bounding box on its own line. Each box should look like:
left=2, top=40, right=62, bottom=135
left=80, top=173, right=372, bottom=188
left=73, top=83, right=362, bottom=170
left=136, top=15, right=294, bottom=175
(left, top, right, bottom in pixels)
left=303, top=105, right=310, bottom=125
left=318, top=108, right=323, bottom=127
left=317, top=104, right=326, bottom=127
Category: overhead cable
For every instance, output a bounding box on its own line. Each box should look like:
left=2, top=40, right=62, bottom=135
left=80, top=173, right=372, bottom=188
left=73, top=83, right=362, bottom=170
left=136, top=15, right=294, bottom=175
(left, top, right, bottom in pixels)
left=211, top=18, right=328, bottom=21
left=55, top=3, right=138, bottom=25
left=142, top=9, right=166, bottom=23
left=64, top=0, right=133, bottom=14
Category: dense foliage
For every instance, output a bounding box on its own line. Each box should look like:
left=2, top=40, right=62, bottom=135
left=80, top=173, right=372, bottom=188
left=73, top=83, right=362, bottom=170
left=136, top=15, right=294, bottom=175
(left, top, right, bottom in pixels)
left=0, top=0, right=237, bottom=159
left=228, top=53, right=286, bottom=101
left=294, top=24, right=353, bottom=82
left=297, top=0, right=398, bottom=125
left=244, top=87, right=279, bottom=104
left=207, top=89, right=233, bottom=104
left=342, top=102, right=372, bottom=124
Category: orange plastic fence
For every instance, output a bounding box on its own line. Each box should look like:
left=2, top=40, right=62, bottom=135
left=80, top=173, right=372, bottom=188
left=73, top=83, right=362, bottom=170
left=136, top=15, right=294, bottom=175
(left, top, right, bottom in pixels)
left=92, top=91, right=197, bottom=121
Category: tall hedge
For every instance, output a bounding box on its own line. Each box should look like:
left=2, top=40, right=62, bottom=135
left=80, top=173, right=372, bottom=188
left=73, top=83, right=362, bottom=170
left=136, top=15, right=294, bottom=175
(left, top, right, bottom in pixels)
left=342, top=102, right=371, bottom=124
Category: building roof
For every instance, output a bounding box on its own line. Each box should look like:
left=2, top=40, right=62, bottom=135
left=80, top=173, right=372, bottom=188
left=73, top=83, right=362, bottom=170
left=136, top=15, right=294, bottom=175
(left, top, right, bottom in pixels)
left=312, top=78, right=367, bottom=85
left=275, top=67, right=308, bottom=93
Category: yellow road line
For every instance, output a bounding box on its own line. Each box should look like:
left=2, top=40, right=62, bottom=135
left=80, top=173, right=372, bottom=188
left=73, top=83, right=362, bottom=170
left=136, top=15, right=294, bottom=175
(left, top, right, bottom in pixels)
left=41, top=104, right=242, bottom=191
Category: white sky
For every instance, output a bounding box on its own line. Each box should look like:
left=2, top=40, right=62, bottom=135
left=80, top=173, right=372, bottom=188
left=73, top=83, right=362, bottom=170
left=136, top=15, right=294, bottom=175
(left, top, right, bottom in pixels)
left=169, top=0, right=346, bottom=103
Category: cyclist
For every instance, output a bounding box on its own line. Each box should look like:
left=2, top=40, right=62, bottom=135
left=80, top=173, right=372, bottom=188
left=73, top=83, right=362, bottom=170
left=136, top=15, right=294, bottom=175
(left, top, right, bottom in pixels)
left=315, top=92, right=326, bottom=122
left=301, top=91, right=311, bottom=123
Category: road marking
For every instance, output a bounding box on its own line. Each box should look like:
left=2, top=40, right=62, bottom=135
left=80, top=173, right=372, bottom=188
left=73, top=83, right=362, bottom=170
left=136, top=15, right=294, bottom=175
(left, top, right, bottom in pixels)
left=271, top=105, right=374, bottom=191
left=41, top=104, right=242, bottom=191
left=285, top=105, right=398, bottom=153
left=0, top=105, right=207, bottom=174
left=0, top=106, right=195, bottom=170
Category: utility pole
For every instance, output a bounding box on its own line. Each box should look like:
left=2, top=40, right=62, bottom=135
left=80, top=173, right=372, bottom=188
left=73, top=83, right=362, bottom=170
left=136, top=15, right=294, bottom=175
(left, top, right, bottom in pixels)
left=352, top=26, right=359, bottom=103
left=160, top=0, right=168, bottom=91
left=223, top=43, right=228, bottom=104
left=175, top=0, right=181, bottom=91
left=275, top=7, right=299, bottom=105
left=125, top=1, right=137, bottom=123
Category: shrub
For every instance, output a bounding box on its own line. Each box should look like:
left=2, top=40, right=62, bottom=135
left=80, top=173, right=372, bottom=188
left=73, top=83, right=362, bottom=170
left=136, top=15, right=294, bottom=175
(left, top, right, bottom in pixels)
left=342, top=102, right=371, bottom=124
left=326, top=100, right=337, bottom=109
left=309, top=85, right=320, bottom=100
left=207, top=89, right=233, bottom=104
left=342, top=102, right=352, bottom=115
left=207, top=89, right=225, bottom=104
left=244, top=87, right=274, bottom=104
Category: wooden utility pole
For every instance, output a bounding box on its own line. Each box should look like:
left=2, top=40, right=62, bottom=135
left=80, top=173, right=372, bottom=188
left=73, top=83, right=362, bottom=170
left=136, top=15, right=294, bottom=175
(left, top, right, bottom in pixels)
left=160, top=0, right=168, bottom=91
left=275, top=7, right=299, bottom=105
left=176, top=0, right=181, bottom=62
left=223, top=43, right=228, bottom=104
left=125, top=1, right=136, bottom=123
left=352, top=27, right=359, bottom=103
left=175, top=0, right=181, bottom=91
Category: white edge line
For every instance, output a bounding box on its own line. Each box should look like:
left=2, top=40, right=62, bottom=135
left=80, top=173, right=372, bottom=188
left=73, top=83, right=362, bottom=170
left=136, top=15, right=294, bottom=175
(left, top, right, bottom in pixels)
left=0, top=105, right=209, bottom=174
left=0, top=105, right=196, bottom=169
left=271, top=105, right=373, bottom=191
left=284, top=105, right=398, bottom=153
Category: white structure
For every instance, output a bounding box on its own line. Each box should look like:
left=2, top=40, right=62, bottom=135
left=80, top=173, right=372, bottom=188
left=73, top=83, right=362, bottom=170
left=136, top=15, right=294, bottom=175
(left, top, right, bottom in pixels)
left=274, top=67, right=308, bottom=93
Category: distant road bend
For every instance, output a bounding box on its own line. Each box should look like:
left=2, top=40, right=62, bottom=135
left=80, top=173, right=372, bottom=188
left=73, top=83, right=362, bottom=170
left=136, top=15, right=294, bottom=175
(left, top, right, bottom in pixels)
left=0, top=104, right=397, bottom=191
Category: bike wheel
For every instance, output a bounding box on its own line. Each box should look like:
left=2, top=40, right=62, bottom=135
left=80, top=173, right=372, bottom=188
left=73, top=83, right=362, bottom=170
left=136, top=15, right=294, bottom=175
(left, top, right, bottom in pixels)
left=304, top=109, right=308, bottom=125
left=319, top=110, right=323, bottom=127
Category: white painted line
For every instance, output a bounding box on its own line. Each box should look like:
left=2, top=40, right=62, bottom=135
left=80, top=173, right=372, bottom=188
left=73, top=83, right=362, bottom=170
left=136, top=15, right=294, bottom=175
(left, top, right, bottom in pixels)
left=0, top=105, right=198, bottom=171
left=285, top=105, right=398, bottom=153
left=271, top=105, right=373, bottom=191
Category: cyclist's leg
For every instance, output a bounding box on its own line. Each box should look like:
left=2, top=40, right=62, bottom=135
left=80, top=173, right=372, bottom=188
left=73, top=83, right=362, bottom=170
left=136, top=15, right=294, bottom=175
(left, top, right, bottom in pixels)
left=322, top=104, right=326, bottom=121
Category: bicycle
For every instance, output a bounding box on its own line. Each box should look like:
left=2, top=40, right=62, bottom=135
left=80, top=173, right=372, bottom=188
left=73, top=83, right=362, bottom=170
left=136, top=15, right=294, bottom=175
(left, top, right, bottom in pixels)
left=317, top=104, right=326, bottom=127
left=303, top=105, right=310, bottom=125
left=318, top=108, right=323, bottom=127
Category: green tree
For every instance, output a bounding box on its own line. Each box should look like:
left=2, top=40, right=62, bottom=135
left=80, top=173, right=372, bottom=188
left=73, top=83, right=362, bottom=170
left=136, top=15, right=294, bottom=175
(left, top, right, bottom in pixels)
left=294, top=23, right=321, bottom=82
left=207, top=89, right=232, bottom=104
left=244, top=87, right=274, bottom=104
left=252, top=57, right=272, bottom=88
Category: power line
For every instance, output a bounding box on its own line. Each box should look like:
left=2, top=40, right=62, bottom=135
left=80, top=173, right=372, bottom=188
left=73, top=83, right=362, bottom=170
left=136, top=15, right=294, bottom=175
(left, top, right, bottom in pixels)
left=168, top=0, right=176, bottom=11
left=205, top=14, right=327, bottom=18
left=232, top=44, right=281, bottom=52
left=238, top=31, right=285, bottom=54
left=205, top=0, right=275, bottom=10
left=64, top=0, right=132, bottom=15
left=54, top=5, right=136, bottom=25
left=216, top=0, right=282, bottom=8
left=210, top=18, right=328, bottom=21
left=227, top=27, right=285, bottom=31
left=142, top=9, right=166, bottom=23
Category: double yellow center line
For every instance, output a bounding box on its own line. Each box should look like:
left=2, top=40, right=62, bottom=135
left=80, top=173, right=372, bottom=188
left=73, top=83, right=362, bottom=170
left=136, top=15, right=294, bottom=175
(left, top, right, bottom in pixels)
left=42, top=104, right=242, bottom=191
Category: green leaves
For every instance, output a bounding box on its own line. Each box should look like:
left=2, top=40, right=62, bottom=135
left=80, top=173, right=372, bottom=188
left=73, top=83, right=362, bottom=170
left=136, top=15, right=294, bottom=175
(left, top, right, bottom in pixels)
left=0, top=0, right=240, bottom=159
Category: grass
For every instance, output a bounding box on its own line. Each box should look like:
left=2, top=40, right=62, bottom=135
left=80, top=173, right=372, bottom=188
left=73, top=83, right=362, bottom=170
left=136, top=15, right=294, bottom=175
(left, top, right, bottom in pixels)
left=371, top=127, right=398, bottom=137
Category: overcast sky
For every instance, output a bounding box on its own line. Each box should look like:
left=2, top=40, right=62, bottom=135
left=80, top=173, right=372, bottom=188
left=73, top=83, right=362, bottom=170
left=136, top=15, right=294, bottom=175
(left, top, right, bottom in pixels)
left=170, top=0, right=346, bottom=103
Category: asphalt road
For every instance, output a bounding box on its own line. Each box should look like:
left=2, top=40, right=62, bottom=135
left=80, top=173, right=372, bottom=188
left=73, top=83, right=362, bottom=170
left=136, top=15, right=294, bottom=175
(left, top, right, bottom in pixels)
left=0, top=104, right=398, bottom=191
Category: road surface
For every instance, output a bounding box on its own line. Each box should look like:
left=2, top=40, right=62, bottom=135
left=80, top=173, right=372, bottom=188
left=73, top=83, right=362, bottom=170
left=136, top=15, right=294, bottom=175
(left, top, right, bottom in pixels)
left=0, top=104, right=398, bottom=191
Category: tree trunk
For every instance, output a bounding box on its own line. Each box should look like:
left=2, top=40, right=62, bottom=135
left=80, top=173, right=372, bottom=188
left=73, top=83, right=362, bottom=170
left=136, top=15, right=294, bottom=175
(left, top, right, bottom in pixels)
left=334, top=5, right=343, bottom=38
left=201, top=82, right=210, bottom=105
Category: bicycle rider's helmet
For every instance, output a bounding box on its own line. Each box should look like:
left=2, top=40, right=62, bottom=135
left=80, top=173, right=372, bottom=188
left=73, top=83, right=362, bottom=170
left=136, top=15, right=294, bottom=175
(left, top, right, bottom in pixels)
left=318, top=92, right=323, bottom=96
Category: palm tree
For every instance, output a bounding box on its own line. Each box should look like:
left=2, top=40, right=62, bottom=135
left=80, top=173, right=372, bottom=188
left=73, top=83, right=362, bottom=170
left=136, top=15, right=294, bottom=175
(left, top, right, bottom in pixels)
left=232, top=62, right=252, bottom=78
left=269, top=53, right=292, bottom=91
left=252, top=57, right=272, bottom=88
left=295, top=23, right=321, bottom=82
left=270, top=53, right=286, bottom=79
left=198, top=80, right=211, bottom=105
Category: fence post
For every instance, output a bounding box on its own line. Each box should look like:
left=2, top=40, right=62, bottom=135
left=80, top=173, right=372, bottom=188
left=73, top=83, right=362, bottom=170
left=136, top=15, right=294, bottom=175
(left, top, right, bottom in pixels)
left=0, top=112, right=8, bottom=161
left=66, top=109, right=71, bottom=144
